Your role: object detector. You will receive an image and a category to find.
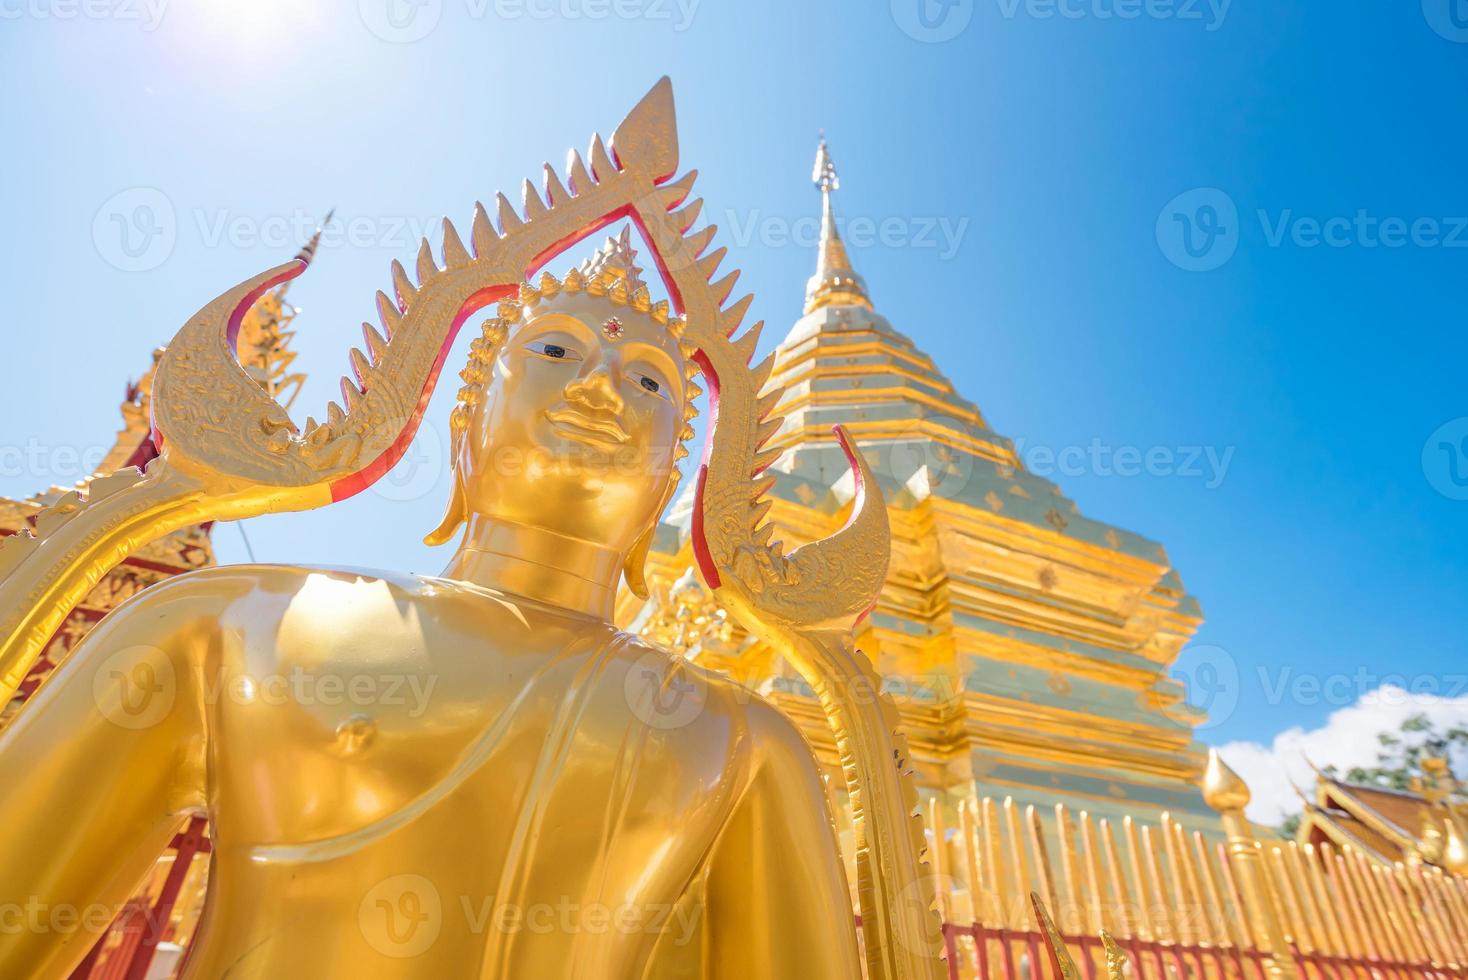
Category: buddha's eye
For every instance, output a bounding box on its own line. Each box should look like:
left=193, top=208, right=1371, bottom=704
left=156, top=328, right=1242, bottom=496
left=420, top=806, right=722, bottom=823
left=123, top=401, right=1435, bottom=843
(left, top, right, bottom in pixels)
left=628, top=369, right=672, bottom=401
left=526, top=340, right=579, bottom=361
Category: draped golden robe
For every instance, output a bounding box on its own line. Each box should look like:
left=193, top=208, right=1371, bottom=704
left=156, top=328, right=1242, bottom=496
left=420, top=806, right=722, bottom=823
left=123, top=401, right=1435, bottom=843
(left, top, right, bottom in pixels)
left=0, top=565, right=861, bottom=979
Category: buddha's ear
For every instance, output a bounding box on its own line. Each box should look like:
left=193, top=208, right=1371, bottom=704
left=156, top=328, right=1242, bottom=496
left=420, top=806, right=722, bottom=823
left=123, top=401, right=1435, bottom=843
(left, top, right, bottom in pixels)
left=622, top=471, right=680, bottom=599
left=622, top=524, right=655, bottom=600
left=423, top=468, right=468, bottom=546
left=426, top=395, right=478, bottom=547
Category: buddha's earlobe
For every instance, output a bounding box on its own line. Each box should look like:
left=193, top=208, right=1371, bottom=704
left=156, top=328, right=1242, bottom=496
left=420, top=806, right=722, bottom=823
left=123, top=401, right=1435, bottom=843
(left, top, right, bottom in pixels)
left=423, top=469, right=469, bottom=546
left=622, top=472, right=681, bottom=599
left=622, top=523, right=655, bottom=600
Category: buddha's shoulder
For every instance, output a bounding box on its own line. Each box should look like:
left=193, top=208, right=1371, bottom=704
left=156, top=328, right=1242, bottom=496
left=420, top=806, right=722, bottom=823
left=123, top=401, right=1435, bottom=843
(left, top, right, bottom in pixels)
left=114, top=564, right=478, bottom=646
left=128, top=563, right=562, bottom=621
left=130, top=562, right=427, bottom=603
left=608, top=633, right=815, bottom=757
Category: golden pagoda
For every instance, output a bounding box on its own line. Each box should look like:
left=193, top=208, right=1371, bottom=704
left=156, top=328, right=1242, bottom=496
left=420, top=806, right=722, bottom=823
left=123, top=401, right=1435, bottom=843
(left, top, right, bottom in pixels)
left=621, top=138, right=1218, bottom=841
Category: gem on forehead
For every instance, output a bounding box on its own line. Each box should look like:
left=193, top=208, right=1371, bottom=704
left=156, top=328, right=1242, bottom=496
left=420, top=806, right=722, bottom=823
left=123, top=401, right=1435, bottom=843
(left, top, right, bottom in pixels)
left=602, top=316, right=624, bottom=339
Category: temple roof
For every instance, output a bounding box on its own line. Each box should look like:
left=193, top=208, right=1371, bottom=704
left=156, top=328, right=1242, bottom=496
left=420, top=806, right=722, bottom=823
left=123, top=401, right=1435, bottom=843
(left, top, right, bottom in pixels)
left=1298, top=767, right=1468, bottom=874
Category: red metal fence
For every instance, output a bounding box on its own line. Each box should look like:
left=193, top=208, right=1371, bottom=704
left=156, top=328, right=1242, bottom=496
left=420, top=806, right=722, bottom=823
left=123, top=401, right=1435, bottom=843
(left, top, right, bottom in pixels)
left=69, top=818, right=210, bottom=980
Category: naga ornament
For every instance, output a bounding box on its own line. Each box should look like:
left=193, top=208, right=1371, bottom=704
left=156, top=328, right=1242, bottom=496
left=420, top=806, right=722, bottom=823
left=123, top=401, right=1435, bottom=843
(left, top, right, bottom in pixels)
left=0, top=78, right=942, bottom=980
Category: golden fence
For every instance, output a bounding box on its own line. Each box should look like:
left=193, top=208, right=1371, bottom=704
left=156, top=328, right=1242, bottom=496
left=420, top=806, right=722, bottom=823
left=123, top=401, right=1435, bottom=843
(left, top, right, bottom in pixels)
left=921, top=788, right=1468, bottom=979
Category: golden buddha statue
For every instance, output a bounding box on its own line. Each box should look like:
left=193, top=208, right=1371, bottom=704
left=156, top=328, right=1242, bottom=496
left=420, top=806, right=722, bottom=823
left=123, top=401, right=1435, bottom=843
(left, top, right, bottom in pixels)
left=0, top=80, right=941, bottom=980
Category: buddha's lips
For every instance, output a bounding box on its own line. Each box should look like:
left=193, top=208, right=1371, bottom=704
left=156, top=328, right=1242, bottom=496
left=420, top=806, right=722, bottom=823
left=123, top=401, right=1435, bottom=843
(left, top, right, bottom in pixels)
left=544, top=407, right=630, bottom=446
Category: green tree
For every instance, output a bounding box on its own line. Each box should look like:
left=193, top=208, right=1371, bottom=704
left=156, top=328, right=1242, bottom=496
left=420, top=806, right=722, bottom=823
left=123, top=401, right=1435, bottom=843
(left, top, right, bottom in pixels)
left=1325, top=713, right=1468, bottom=791
left=1277, top=713, right=1468, bottom=836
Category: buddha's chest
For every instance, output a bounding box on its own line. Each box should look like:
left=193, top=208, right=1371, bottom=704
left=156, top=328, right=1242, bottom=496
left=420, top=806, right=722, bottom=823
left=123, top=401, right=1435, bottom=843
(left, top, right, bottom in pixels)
left=203, top=602, right=744, bottom=872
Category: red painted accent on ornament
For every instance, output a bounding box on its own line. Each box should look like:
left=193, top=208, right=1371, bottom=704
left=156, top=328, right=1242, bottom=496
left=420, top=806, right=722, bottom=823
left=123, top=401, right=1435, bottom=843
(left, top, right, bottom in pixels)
left=328, top=282, right=514, bottom=502
left=688, top=347, right=722, bottom=589
left=152, top=258, right=307, bottom=454
left=832, top=424, right=880, bottom=628
left=691, top=465, right=719, bottom=590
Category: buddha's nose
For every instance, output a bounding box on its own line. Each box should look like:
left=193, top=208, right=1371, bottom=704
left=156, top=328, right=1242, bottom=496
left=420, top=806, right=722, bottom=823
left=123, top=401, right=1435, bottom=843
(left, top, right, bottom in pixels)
left=565, top=362, right=625, bottom=414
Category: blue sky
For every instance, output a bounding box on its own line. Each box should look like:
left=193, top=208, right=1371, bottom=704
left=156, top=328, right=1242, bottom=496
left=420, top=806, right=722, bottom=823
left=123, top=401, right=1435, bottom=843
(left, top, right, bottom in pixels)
left=2, top=0, right=1466, bottom=811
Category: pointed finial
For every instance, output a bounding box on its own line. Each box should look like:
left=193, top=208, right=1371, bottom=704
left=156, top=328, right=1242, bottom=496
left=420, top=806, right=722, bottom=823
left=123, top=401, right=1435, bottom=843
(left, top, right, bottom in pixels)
left=813, top=131, right=840, bottom=192
left=294, top=208, right=335, bottom=266
left=1031, top=893, right=1082, bottom=980
left=1100, top=932, right=1129, bottom=980
left=1203, top=749, right=1252, bottom=813
left=578, top=225, right=648, bottom=293
left=804, top=133, right=872, bottom=315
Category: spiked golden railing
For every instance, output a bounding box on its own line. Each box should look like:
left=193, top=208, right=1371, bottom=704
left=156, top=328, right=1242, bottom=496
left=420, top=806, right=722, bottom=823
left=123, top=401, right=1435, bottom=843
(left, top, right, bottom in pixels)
left=910, top=762, right=1468, bottom=980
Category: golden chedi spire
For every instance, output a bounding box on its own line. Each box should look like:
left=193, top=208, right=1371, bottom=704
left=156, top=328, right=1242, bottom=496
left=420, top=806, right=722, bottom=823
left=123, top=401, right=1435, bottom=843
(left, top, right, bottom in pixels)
left=804, top=134, right=872, bottom=314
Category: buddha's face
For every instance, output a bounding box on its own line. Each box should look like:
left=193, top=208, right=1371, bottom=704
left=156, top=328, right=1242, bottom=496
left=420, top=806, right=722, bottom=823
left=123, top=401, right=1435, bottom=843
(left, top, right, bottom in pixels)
left=457, top=291, right=688, bottom=553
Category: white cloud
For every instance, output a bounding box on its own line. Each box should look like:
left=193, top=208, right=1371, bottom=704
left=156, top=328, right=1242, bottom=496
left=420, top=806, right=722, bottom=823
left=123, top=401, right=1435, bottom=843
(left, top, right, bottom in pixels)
left=1216, top=685, right=1468, bottom=826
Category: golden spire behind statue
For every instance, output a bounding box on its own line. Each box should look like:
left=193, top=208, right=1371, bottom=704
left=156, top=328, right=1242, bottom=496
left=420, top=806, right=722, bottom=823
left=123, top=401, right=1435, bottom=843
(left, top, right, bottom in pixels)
left=805, top=134, right=872, bottom=314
